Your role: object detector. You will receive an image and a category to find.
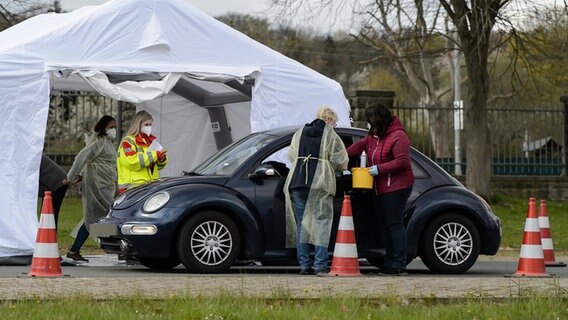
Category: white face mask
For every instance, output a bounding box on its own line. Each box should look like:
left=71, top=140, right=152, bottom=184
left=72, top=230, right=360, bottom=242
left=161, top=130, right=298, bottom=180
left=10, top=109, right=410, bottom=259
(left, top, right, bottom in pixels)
left=106, top=128, right=117, bottom=139
left=366, top=122, right=372, bottom=130
left=141, top=126, right=152, bottom=136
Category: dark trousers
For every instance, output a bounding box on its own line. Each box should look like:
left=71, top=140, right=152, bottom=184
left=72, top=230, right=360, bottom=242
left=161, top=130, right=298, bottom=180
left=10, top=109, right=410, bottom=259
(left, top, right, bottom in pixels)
left=40, top=185, right=68, bottom=230
left=69, top=223, right=90, bottom=252
left=373, top=186, right=412, bottom=270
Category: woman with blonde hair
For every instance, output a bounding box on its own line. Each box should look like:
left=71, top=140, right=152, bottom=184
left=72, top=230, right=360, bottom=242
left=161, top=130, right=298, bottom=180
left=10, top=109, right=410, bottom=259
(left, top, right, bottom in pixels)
left=117, top=110, right=168, bottom=193
left=283, top=106, right=348, bottom=275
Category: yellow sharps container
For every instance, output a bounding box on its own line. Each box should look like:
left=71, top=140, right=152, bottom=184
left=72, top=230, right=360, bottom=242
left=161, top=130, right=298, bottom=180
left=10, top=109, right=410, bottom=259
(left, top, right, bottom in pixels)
left=352, top=167, right=373, bottom=189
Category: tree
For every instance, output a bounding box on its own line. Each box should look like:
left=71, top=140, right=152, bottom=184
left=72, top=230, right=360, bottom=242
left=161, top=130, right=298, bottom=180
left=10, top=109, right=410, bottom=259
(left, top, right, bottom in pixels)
left=269, top=0, right=559, bottom=199
left=353, top=1, right=455, bottom=159
left=0, top=1, right=61, bottom=30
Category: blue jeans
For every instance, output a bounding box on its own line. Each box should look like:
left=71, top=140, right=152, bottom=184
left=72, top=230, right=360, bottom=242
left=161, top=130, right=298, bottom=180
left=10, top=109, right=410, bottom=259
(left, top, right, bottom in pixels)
left=69, top=223, right=89, bottom=252
left=291, top=189, right=329, bottom=271
left=374, top=186, right=412, bottom=270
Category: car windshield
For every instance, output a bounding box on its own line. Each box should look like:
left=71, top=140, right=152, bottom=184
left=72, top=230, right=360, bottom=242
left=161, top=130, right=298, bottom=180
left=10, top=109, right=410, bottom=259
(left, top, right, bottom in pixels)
left=192, top=133, right=280, bottom=176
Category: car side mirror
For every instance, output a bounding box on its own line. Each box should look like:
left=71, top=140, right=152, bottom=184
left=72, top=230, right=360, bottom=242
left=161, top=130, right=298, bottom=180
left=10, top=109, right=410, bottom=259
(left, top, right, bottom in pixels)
left=249, top=164, right=277, bottom=180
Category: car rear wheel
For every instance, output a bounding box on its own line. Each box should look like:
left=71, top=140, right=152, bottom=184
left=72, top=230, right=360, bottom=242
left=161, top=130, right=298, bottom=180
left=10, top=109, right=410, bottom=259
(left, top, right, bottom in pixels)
left=177, top=211, right=241, bottom=273
left=137, top=256, right=180, bottom=271
left=420, top=213, right=480, bottom=274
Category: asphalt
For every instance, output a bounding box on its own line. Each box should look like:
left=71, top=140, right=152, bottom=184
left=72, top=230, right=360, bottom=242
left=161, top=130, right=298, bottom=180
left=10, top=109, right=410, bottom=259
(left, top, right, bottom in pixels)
left=2, top=254, right=568, bottom=300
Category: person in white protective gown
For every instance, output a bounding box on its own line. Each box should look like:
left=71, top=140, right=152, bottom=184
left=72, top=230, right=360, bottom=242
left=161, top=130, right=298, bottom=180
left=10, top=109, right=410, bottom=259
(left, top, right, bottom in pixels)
left=64, top=115, right=118, bottom=262
left=283, top=107, right=349, bottom=275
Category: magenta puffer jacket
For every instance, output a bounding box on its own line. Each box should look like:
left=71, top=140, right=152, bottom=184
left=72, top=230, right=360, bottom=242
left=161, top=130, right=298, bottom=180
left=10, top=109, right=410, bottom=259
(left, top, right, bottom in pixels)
left=347, top=116, right=414, bottom=195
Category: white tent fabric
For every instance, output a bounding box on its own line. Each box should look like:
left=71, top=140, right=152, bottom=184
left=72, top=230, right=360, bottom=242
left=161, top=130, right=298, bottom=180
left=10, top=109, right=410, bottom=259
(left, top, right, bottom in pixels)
left=0, top=0, right=351, bottom=259
left=139, top=96, right=252, bottom=176
left=77, top=71, right=181, bottom=103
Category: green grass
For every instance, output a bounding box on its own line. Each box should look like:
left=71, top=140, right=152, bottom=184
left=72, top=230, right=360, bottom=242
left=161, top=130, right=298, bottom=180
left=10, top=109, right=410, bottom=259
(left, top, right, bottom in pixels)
left=491, top=194, right=568, bottom=251
left=50, top=197, right=101, bottom=254
left=1, top=295, right=568, bottom=319
left=52, top=193, right=568, bottom=255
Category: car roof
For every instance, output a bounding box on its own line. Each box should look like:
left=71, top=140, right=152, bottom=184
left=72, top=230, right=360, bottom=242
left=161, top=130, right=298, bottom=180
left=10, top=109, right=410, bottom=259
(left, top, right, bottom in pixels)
left=258, top=126, right=368, bottom=137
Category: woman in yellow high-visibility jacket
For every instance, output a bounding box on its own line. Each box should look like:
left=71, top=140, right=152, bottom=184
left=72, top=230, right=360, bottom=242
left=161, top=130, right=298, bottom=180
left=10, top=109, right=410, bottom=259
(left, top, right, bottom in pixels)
left=117, top=110, right=168, bottom=193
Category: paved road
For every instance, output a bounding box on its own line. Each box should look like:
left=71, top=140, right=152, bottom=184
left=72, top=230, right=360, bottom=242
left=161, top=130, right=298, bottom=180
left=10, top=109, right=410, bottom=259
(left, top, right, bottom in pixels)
left=1, top=255, right=567, bottom=299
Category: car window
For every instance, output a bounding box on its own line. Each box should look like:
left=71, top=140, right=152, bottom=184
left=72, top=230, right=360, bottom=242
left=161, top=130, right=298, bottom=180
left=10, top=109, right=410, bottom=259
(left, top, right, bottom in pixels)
left=193, top=133, right=279, bottom=175
left=411, top=159, right=429, bottom=179
left=262, top=147, right=291, bottom=168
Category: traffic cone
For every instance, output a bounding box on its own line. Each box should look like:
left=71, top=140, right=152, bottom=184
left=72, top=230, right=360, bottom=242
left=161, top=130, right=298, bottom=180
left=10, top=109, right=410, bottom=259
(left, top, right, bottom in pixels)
left=538, top=200, right=566, bottom=267
left=505, top=198, right=552, bottom=278
left=28, top=191, right=64, bottom=277
left=326, top=194, right=362, bottom=277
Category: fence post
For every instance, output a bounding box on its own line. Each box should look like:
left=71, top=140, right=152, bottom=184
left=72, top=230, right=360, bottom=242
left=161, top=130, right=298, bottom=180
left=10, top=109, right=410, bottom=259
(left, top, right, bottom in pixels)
left=562, top=96, right=568, bottom=176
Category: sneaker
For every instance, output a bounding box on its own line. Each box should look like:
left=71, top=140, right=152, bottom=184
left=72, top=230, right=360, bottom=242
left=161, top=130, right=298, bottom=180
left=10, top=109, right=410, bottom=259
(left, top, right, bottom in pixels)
left=299, top=268, right=313, bottom=275
left=66, top=251, right=89, bottom=262
left=378, top=268, right=407, bottom=276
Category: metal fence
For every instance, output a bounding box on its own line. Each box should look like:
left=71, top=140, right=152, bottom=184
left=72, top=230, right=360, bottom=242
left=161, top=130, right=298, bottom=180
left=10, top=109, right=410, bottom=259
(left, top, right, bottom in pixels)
left=391, top=104, right=565, bottom=176
left=44, top=93, right=566, bottom=176
left=45, top=92, right=136, bottom=169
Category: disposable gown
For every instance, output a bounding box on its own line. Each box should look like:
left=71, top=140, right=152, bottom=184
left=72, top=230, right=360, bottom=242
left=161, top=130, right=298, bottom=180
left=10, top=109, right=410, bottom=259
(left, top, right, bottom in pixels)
left=283, top=124, right=348, bottom=248
left=67, top=134, right=118, bottom=231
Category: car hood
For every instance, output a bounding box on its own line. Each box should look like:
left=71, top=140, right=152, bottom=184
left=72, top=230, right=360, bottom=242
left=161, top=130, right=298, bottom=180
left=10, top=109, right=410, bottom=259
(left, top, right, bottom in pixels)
left=113, top=175, right=230, bottom=209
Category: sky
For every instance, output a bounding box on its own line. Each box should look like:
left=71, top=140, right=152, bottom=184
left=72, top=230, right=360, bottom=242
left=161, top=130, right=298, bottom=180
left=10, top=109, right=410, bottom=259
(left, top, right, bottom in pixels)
left=60, top=0, right=269, bottom=16
left=58, top=0, right=355, bottom=33
left=58, top=0, right=565, bottom=34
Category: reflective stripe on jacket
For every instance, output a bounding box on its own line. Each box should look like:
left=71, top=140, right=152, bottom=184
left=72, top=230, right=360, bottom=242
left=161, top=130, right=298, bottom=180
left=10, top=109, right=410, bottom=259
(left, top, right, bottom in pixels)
left=117, top=134, right=167, bottom=190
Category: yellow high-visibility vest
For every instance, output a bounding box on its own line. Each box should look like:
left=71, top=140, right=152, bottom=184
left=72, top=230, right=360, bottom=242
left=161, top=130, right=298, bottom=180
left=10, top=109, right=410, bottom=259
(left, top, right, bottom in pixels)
left=117, top=134, right=167, bottom=191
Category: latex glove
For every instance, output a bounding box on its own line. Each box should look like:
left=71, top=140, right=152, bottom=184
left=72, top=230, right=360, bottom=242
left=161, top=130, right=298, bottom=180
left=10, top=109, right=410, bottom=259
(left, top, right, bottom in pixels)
left=368, top=165, right=379, bottom=176
left=157, top=149, right=168, bottom=162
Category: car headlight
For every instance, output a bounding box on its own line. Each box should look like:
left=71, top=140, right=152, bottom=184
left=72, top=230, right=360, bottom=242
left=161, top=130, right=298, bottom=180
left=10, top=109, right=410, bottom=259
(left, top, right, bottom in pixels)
left=113, top=193, right=127, bottom=208
left=143, top=191, right=170, bottom=213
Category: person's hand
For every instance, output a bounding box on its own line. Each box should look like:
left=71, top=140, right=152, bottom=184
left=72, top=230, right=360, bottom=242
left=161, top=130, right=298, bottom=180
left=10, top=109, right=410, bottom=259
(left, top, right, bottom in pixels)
left=72, top=175, right=83, bottom=184
left=62, top=178, right=71, bottom=185
left=157, top=149, right=168, bottom=161
left=368, top=165, right=379, bottom=176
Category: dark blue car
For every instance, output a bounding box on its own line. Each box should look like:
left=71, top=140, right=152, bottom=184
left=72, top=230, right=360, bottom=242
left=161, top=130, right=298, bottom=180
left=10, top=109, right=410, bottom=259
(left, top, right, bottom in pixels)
left=92, top=127, right=501, bottom=274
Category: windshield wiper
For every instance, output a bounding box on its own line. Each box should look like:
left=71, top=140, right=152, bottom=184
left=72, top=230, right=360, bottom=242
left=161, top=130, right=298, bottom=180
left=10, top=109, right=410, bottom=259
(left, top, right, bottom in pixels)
left=182, top=171, right=201, bottom=176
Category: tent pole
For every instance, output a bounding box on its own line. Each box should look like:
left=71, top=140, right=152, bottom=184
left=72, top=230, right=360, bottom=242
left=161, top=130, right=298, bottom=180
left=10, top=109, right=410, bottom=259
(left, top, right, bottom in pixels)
left=207, top=106, right=232, bottom=150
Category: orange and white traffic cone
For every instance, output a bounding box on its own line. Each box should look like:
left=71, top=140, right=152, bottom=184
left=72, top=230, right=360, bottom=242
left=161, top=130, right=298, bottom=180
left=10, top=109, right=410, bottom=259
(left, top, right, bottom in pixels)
left=326, top=194, right=362, bottom=277
left=505, top=198, right=552, bottom=278
left=538, top=200, right=566, bottom=267
left=28, top=191, right=64, bottom=277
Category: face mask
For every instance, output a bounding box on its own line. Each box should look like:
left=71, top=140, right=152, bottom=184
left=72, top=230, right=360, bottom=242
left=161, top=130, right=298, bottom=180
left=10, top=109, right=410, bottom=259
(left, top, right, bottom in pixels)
left=366, top=122, right=372, bottom=130
left=106, top=128, right=117, bottom=139
left=141, top=126, right=152, bottom=136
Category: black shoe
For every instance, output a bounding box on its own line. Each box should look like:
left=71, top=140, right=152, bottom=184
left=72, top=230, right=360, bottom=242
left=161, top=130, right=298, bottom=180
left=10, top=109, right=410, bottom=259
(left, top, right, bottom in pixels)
left=66, top=251, right=89, bottom=262
left=378, top=268, right=407, bottom=276
left=299, top=268, right=313, bottom=275
left=314, top=267, right=330, bottom=277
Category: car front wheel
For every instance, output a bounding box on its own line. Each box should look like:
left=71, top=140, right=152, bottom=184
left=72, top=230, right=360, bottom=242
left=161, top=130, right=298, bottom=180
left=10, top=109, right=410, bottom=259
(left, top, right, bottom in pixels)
left=420, top=213, right=480, bottom=274
left=177, top=211, right=241, bottom=273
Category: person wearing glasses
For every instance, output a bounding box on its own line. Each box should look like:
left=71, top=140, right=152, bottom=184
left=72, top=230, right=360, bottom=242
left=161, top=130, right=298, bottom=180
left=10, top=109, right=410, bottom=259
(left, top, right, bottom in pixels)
left=283, top=106, right=349, bottom=276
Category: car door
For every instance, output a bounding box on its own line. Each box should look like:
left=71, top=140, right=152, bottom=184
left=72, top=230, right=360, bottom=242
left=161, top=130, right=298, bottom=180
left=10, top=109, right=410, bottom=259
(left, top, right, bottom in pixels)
left=329, top=132, right=378, bottom=253
left=250, top=145, right=292, bottom=252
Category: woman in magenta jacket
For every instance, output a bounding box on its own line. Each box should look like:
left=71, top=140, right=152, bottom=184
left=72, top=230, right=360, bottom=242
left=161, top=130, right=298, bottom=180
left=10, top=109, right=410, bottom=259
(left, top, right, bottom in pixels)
left=347, top=104, right=414, bottom=276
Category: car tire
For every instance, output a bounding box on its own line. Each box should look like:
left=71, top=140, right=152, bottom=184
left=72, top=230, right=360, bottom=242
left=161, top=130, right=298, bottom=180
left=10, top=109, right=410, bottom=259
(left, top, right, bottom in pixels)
left=137, top=256, right=180, bottom=271
left=177, top=211, right=241, bottom=273
left=420, top=213, right=480, bottom=274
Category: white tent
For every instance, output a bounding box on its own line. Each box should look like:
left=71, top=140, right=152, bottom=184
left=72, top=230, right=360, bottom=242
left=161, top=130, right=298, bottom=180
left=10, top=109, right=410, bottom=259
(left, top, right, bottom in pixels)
left=0, top=0, right=351, bottom=261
